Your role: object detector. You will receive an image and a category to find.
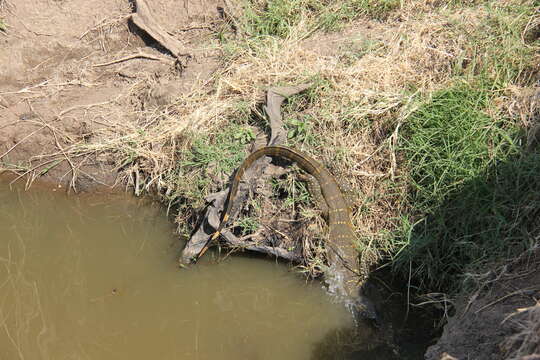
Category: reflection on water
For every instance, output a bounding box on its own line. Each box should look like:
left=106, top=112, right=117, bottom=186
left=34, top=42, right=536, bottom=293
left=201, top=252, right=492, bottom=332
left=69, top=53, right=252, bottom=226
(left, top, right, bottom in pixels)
left=0, top=182, right=353, bottom=359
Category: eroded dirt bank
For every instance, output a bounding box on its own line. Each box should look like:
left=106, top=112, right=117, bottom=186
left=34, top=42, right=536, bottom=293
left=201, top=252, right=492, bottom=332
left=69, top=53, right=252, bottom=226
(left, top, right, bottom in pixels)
left=426, top=247, right=540, bottom=360
left=0, top=0, right=221, bottom=191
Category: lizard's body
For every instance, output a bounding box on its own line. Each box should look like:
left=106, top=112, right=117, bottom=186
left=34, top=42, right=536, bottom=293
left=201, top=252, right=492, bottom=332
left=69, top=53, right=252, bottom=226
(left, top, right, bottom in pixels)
left=198, top=146, right=364, bottom=307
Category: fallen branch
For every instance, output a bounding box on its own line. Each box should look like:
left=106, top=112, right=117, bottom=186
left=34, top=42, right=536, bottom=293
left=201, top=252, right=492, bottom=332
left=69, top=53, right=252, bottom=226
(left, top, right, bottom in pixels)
left=130, top=0, right=188, bottom=59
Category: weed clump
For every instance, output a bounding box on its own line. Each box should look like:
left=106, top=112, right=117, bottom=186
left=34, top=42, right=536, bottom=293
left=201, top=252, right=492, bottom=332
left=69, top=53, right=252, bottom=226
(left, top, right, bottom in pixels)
left=235, top=0, right=401, bottom=38
left=165, top=124, right=256, bottom=217
left=392, top=81, right=540, bottom=293
left=400, top=83, right=517, bottom=214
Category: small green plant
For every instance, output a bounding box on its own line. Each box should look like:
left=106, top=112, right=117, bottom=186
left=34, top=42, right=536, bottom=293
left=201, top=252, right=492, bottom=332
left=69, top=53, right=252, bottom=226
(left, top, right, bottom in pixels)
left=233, top=127, right=256, bottom=144
left=183, top=125, right=255, bottom=176
left=234, top=216, right=260, bottom=236
left=0, top=18, right=6, bottom=32
left=281, top=78, right=329, bottom=146
left=285, top=117, right=315, bottom=144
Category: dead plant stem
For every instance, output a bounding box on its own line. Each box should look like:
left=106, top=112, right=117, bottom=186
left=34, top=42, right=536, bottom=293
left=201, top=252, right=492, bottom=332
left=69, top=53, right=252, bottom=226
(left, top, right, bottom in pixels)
left=92, top=51, right=174, bottom=68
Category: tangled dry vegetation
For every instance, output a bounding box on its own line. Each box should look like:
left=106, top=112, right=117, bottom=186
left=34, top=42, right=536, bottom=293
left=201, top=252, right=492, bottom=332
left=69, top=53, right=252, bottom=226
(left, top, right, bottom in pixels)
left=504, top=303, right=540, bottom=360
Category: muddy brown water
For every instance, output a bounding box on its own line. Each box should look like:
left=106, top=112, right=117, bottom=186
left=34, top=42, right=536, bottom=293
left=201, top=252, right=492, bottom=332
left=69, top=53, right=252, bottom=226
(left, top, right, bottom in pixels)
left=0, top=182, right=355, bottom=359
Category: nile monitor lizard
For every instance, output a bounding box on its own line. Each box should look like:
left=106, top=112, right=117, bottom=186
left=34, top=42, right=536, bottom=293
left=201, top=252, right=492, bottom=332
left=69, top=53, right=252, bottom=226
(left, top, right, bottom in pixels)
left=195, top=145, right=372, bottom=316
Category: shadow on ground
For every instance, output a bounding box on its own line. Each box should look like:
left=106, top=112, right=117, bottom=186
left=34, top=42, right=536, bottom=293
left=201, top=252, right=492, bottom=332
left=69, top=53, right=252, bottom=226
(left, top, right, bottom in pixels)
left=398, top=147, right=540, bottom=294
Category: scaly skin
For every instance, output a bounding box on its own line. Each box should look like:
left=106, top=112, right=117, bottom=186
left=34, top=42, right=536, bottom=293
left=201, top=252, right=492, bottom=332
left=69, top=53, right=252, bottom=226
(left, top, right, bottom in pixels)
left=197, top=146, right=364, bottom=307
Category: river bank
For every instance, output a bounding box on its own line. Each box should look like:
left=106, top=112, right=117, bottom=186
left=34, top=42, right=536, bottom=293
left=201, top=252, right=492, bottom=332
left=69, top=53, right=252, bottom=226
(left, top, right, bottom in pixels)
left=1, top=0, right=539, bottom=358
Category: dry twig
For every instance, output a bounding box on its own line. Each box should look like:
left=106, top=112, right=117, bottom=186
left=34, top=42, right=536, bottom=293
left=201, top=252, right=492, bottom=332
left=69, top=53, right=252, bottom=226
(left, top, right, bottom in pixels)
left=92, top=51, right=174, bottom=68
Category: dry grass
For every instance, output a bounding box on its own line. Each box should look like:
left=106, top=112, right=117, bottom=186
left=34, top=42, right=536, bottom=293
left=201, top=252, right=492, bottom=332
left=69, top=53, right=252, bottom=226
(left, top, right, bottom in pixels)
left=503, top=302, right=540, bottom=360
left=72, top=9, right=466, bottom=264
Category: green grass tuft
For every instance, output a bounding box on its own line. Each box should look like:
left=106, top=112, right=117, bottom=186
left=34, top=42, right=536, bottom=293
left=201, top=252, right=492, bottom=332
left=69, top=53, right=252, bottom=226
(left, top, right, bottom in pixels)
left=236, top=0, right=401, bottom=38
left=163, top=124, right=256, bottom=216
left=234, top=216, right=260, bottom=236
left=182, top=125, right=255, bottom=176
left=399, top=82, right=516, bottom=214
left=392, top=81, right=538, bottom=293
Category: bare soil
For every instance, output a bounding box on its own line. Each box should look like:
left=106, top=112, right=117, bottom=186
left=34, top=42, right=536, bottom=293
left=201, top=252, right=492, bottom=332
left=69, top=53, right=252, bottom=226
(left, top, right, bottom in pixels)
left=426, top=247, right=540, bottom=360
left=0, top=0, right=222, bottom=191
